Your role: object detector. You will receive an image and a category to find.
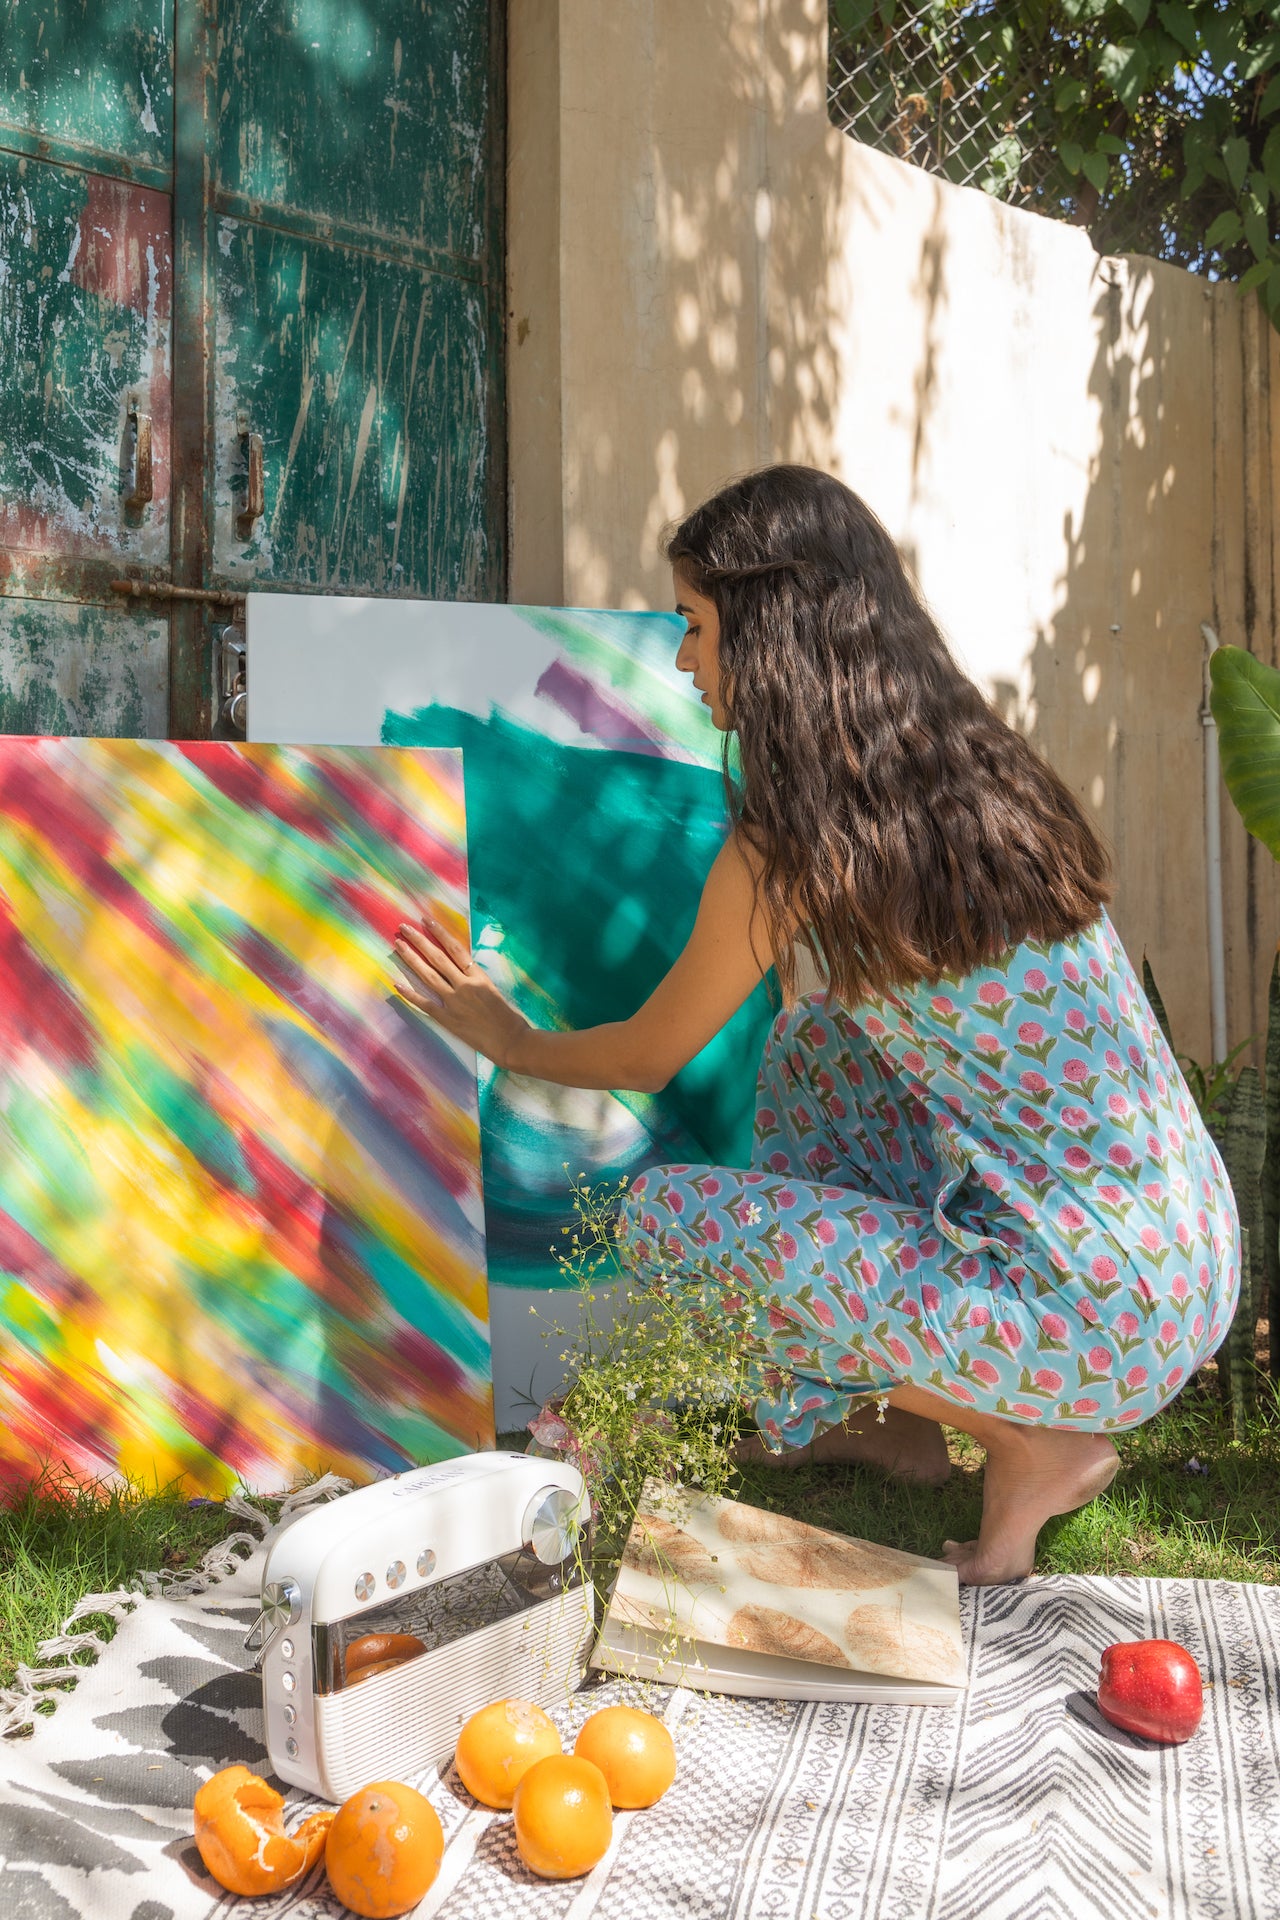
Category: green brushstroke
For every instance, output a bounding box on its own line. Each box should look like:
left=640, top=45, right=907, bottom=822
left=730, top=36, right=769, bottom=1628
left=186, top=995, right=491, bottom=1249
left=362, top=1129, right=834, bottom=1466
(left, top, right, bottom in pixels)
left=381, top=704, right=774, bottom=1167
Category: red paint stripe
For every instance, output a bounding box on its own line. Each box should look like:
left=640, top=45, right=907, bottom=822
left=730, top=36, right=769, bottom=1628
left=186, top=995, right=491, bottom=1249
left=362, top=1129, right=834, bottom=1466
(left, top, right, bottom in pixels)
left=176, top=743, right=338, bottom=843
left=316, top=759, right=467, bottom=893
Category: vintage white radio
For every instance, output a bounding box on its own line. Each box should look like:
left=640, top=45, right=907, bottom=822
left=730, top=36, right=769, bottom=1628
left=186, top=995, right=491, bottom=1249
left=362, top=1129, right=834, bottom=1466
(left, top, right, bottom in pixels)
left=248, top=1453, right=594, bottom=1803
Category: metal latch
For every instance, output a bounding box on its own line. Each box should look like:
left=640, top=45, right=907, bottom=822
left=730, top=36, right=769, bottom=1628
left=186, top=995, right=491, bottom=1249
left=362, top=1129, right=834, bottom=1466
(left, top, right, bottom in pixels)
left=244, top=1578, right=301, bottom=1671
left=217, top=624, right=247, bottom=735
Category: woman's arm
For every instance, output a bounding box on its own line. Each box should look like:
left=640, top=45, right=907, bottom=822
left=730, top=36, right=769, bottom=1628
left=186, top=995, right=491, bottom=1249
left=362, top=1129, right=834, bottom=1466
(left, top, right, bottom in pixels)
left=392, top=833, right=778, bottom=1093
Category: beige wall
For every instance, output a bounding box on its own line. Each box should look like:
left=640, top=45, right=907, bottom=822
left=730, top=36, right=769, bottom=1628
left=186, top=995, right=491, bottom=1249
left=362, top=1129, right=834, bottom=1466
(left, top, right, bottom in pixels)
left=507, top=0, right=1280, bottom=1066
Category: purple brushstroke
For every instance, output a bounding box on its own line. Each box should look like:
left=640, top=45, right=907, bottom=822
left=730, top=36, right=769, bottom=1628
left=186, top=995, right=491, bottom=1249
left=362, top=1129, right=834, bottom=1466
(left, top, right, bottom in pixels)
left=534, top=659, right=677, bottom=758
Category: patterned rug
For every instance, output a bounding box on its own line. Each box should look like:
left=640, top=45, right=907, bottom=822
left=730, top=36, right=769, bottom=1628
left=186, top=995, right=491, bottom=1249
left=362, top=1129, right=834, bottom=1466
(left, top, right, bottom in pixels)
left=1, top=1487, right=1278, bottom=1920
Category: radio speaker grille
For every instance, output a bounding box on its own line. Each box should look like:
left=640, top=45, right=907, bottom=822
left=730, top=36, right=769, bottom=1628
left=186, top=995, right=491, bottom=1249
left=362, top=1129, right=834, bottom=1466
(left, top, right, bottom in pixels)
left=314, top=1591, right=593, bottom=1802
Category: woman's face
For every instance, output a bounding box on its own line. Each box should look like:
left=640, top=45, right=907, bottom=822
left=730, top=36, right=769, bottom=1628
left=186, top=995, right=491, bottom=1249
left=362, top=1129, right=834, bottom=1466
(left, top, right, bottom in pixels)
left=673, top=570, right=730, bottom=731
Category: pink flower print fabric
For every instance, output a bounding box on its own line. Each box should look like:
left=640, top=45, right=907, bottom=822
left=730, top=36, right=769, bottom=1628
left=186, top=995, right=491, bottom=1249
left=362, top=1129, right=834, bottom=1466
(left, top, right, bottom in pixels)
left=616, top=912, right=1240, bottom=1445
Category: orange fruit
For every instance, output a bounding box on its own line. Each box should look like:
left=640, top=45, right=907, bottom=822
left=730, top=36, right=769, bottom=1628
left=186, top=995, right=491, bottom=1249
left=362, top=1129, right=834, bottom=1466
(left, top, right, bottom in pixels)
left=324, top=1779, right=444, bottom=1919
left=513, top=1754, right=613, bottom=1880
left=574, top=1704, right=677, bottom=1808
left=193, top=1764, right=333, bottom=1896
left=454, top=1697, right=562, bottom=1808
left=344, top=1631, right=427, bottom=1687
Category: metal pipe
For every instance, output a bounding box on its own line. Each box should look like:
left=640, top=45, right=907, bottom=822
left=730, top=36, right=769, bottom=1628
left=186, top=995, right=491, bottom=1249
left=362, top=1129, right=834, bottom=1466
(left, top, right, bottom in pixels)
left=1200, top=622, right=1228, bottom=1064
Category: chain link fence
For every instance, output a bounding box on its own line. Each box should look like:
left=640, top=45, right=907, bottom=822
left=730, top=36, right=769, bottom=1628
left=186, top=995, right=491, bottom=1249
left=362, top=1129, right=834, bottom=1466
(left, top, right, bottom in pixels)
left=827, top=0, right=1248, bottom=272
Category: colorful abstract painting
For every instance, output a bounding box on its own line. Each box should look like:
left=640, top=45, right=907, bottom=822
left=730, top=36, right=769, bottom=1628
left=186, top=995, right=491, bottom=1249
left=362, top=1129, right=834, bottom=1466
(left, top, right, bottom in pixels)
left=0, top=739, right=490, bottom=1497
left=248, top=599, right=776, bottom=1422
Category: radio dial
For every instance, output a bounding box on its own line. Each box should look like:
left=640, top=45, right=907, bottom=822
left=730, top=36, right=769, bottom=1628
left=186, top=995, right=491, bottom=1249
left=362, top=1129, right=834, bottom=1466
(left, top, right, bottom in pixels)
left=523, top=1485, right=584, bottom=1566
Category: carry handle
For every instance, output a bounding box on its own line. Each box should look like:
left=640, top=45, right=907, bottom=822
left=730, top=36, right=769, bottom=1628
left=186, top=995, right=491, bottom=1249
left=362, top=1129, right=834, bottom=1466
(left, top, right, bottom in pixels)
left=125, top=403, right=153, bottom=511
left=236, top=410, right=264, bottom=535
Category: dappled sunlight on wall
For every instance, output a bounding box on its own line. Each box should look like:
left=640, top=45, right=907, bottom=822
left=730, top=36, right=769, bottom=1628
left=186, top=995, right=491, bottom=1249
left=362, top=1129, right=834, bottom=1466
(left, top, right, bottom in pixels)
left=508, top=0, right=1280, bottom=1057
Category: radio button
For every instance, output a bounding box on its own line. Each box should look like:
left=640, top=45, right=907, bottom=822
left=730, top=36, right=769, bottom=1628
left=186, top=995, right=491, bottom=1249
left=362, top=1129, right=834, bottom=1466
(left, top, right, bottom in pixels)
left=280, top=1638, right=294, bottom=1659
left=416, top=1549, right=436, bottom=1578
left=354, top=1571, right=375, bottom=1601
left=286, top=1737, right=299, bottom=1759
left=283, top=1704, right=297, bottom=1726
left=386, top=1559, right=406, bottom=1589
left=281, top=1671, right=296, bottom=1693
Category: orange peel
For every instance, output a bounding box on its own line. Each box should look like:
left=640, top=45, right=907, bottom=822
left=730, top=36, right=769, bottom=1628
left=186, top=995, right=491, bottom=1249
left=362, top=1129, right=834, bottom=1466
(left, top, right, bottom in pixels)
left=193, top=1763, right=333, bottom=1897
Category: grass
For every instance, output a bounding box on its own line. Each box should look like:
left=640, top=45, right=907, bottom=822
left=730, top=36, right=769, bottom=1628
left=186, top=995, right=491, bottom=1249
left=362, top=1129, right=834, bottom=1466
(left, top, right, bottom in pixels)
left=0, top=1472, right=247, bottom=1705
left=3, top=1373, right=1277, bottom=1709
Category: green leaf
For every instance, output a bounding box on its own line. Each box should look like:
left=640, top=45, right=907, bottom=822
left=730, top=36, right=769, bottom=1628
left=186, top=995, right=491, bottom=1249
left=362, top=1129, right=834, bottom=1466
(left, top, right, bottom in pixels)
left=1157, top=0, right=1199, bottom=55
left=1245, top=203, right=1270, bottom=261
left=1096, top=133, right=1127, bottom=155
left=831, top=0, right=878, bottom=36
left=1141, top=958, right=1176, bottom=1051
left=1239, top=260, right=1273, bottom=293
left=1055, top=77, right=1089, bottom=113
left=1206, top=210, right=1244, bottom=248
left=1224, top=135, right=1252, bottom=195
left=1097, top=39, right=1150, bottom=111
left=1120, top=0, right=1150, bottom=25
left=1261, top=72, right=1280, bottom=118
left=1263, top=124, right=1280, bottom=196
left=1061, top=140, right=1085, bottom=175
left=1210, top=645, right=1280, bottom=862
left=1082, top=150, right=1110, bottom=192
left=1268, top=265, right=1280, bottom=322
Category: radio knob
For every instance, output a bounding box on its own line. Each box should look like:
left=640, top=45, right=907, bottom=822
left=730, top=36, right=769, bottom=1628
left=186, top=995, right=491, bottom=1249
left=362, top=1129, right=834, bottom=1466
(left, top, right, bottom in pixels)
left=354, top=1571, right=375, bottom=1601
left=417, top=1548, right=436, bottom=1578
left=386, top=1559, right=406, bottom=1589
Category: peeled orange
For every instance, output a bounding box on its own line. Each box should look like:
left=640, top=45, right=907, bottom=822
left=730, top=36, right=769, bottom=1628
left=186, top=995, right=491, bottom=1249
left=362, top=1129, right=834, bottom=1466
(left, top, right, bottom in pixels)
left=454, top=1697, right=562, bottom=1808
left=574, top=1704, right=677, bottom=1808
left=193, top=1764, right=333, bottom=1897
left=324, top=1779, right=444, bottom=1919
left=513, top=1753, right=613, bottom=1880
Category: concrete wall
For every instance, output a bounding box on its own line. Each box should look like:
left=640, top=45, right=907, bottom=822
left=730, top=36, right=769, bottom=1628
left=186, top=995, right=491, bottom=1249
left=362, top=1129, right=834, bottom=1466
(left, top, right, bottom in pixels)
left=507, top=0, right=1280, bottom=1067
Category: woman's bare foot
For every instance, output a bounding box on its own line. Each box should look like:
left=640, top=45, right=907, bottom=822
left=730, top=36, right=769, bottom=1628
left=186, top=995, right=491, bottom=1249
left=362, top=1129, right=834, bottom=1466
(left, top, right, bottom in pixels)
left=942, top=1430, right=1119, bottom=1585
left=734, top=1404, right=951, bottom=1487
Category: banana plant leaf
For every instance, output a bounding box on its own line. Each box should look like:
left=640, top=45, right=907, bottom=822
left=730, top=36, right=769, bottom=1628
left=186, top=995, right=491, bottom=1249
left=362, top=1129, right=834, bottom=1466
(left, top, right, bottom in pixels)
left=1209, top=645, right=1280, bottom=861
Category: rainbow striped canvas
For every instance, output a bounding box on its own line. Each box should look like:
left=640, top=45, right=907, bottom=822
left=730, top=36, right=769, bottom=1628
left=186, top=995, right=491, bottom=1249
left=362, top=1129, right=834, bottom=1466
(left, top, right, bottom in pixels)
left=0, top=739, right=491, bottom=1497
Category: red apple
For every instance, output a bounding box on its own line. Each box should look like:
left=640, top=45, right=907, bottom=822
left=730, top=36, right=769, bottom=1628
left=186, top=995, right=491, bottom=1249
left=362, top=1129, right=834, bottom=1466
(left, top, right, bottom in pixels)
left=1096, top=1639, right=1204, bottom=1744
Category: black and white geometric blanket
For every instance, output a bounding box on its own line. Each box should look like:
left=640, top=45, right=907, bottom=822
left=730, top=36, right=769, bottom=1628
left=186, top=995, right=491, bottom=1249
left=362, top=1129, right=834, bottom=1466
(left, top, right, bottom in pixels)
left=1, top=1483, right=1278, bottom=1920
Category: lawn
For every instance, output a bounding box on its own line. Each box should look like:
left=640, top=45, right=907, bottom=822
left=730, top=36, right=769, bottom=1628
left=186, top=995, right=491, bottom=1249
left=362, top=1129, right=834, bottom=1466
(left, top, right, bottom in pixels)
left=2, top=1369, right=1277, bottom=1710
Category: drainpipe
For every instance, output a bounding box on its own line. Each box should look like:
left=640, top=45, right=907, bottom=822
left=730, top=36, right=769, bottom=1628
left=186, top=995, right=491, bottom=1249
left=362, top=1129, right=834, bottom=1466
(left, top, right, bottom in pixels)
left=1200, top=622, right=1228, bottom=1064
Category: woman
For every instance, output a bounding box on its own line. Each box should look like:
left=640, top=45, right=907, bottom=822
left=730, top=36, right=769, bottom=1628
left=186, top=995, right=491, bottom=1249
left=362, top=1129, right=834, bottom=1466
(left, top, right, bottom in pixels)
left=392, top=465, right=1240, bottom=1585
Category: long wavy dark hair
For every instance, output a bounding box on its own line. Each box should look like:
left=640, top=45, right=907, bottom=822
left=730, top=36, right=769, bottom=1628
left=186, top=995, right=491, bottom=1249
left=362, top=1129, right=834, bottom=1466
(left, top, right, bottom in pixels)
left=665, top=465, right=1111, bottom=1005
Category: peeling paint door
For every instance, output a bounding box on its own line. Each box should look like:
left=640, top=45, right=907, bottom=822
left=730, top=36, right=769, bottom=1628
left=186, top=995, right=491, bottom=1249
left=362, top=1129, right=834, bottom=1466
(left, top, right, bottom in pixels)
left=0, top=1, right=504, bottom=737
left=209, top=0, right=502, bottom=608
left=0, top=1, right=173, bottom=733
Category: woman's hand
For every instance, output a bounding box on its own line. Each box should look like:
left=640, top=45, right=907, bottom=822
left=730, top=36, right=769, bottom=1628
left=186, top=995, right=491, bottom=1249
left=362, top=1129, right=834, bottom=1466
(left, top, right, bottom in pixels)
left=391, top=913, right=530, bottom=1068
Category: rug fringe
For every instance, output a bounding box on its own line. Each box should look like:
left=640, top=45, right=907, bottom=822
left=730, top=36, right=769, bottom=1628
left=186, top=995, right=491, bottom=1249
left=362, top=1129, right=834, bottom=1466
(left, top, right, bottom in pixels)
left=0, top=1473, right=351, bottom=1738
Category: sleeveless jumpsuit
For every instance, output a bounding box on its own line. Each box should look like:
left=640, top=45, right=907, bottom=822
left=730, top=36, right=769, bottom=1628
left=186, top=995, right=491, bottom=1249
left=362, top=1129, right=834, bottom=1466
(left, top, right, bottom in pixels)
left=617, top=912, right=1241, bottom=1446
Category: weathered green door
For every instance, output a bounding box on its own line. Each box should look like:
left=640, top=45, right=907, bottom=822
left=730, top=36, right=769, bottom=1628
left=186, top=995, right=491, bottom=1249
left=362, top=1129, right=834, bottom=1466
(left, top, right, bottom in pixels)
left=0, top=0, right=173, bottom=732
left=0, top=0, right=504, bottom=738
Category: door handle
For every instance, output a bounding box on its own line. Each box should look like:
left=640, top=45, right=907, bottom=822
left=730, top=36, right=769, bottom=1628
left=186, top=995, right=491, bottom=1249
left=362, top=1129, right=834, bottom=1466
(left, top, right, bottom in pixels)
left=236, top=411, right=264, bottom=536
left=125, top=403, right=153, bottom=511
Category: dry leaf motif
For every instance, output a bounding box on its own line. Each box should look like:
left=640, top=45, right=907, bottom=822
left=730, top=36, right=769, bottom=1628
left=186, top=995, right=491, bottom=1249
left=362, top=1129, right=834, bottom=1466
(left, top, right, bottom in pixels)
left=623, top=1513, right=719, bottom=1585
left=843, top=1604, right=964, bottom=1685
left=717, top=1505, right=932, bottom=1590
left=725, top=1604, right=852, bottom=1669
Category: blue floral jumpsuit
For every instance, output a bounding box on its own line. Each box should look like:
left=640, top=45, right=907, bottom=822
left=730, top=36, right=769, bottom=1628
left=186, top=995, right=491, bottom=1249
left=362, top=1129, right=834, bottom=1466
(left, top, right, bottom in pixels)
left=617, top=912, right=1241, bottom=1444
